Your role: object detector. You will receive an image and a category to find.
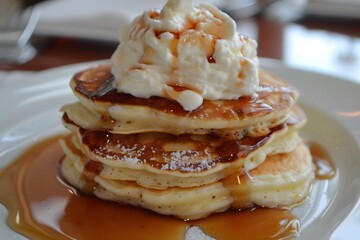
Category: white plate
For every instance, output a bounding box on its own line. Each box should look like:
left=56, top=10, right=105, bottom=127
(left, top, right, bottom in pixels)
left=0, top=59, right=360, bottom=239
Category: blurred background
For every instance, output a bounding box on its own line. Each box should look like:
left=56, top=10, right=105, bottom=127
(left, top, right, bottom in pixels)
left=0, top=0, right=359, bottom=83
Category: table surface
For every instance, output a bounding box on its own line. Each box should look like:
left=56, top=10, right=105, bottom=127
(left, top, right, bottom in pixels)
left=0, top=15, right=359, bottom=83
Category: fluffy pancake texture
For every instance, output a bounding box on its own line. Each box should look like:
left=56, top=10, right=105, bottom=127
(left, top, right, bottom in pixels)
left=61, top=110, right=303, bottom=190
left=60, top=143, right=313, bottom=220
left=63, top=64, right=298, bottom=138
left=59, top=64, right=313, bottom=220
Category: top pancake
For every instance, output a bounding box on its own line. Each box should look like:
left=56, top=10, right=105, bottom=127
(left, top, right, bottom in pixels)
left=65, top=64, right=299, bottom=137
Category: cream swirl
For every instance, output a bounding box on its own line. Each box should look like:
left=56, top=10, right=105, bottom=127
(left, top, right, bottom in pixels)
left=111, top=0, right=259, bottom=111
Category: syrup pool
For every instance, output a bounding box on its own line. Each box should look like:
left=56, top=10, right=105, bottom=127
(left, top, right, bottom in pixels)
left=0, top=136, right=334, bottom=240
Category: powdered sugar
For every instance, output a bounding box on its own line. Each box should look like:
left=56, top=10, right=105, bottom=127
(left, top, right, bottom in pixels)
left=93, top=141, right=216, bottom=173
left=94, top=143, right=147, bottom=165
left=161, top=149, right=215, bottom=172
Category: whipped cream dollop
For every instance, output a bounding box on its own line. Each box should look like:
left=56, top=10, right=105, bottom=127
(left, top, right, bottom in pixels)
left=111, top=0, right=259, bottom=111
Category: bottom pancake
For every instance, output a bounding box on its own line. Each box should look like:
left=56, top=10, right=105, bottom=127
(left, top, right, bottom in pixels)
left=60, top=143, right=314, bottom=220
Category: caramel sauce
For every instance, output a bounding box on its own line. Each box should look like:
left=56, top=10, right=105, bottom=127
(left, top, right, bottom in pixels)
left=82, top=160, right=103, bottom=191
left=170, top=38, right=179, bottom=59
left=0, top=136, right=300, bottom=240
left=149, top=10, right=160, bottom=19
left=238, top=70, right=245, bottom=79
left=165, top=83, right=201, bottom=95
left=207, top=56, right=216, bottom=63
left=307, top=142, right=336, bottom=179
left=167, top=84, right=193, bottom=92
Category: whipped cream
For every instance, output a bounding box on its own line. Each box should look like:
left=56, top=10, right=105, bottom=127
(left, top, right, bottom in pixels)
left=111, top=0, right=259, bottom=111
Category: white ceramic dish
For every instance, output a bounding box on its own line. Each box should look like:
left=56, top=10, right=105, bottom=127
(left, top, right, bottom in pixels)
left=0, top=59, right=359, bottom=239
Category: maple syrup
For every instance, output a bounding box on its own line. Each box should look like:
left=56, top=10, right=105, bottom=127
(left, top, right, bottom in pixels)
left=307, top=142, right=336, bottom=179
left=0, top=136, right=305, bottom=240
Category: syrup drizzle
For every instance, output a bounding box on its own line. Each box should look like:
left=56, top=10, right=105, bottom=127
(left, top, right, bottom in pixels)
left=307, top=142, right=336, bottom=179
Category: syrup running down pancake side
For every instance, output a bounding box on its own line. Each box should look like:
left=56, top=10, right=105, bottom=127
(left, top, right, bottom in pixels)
left=0, top=136, right=336, bottom=240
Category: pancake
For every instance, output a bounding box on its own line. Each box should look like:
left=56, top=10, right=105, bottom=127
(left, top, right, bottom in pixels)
left=60, top=104, right=306, bottom=190
left=58, top=60, right=314, bottom=220
left=60, top=143, right=314, bottom=220
left=62, top=64, right=299, bottom=138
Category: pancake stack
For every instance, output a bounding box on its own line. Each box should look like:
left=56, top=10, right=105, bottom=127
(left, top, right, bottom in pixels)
left=59, top=64, right=314, bottom=220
